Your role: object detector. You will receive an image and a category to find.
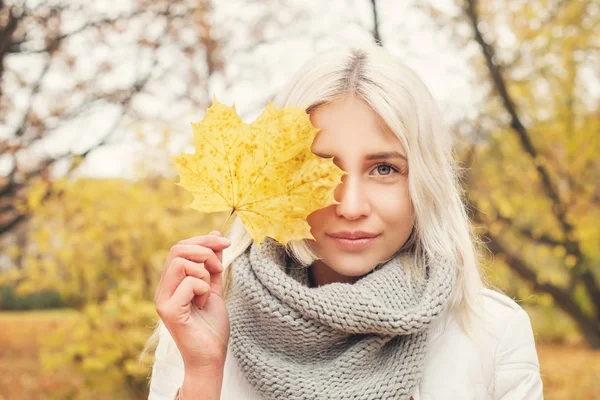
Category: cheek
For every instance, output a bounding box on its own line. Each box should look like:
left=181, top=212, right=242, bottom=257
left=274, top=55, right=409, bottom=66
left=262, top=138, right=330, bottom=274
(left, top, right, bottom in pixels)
left=307, top=207, right=331, bottom=232
left=371, top=185, right=413, bottom=222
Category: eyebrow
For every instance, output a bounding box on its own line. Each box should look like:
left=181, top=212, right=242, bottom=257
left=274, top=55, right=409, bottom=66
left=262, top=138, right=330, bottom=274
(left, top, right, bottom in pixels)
left=313, top=151, right=407, bottom=161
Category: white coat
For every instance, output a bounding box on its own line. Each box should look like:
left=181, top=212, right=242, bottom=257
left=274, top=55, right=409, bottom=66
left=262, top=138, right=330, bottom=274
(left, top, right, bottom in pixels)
left=149, top=288, right=544, bottom=399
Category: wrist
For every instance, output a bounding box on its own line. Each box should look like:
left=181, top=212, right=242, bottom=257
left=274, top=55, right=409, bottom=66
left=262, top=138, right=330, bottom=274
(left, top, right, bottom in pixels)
left=181, top=364, right=225, bottom=400
left=184, top=361, right=225, bottom=378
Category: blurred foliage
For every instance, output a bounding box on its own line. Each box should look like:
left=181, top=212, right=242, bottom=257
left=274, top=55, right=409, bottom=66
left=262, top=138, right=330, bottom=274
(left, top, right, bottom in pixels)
left=2, top=176, right=223, bottom=305
left=0, top=310, right=82, bottom=400
left=0, top=285, right=65, bottom=310
left=0, top=176, right=224, bottom=395
left=430, top=0, right=600, bottom=346
left=0, top=0, right=224, bottom=246
left=537, top=343, right=600, bottom=399
left=40, top=283, right=156, bottom=398
left=0, top=0, right=598, bottom=396
left=526, top=304, right=583, bottom=345
left=1, top=309, right=599, bottom=399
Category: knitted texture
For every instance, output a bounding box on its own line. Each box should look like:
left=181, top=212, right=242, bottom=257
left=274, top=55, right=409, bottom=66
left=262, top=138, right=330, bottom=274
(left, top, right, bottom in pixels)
left=228, top=237, right=456, bottom=400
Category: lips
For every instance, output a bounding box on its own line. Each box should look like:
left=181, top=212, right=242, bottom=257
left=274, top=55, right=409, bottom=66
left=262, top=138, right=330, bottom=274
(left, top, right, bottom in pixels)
left=326, top=232, right=380, bottom=252
left=327, top=231, right=379, bottom=240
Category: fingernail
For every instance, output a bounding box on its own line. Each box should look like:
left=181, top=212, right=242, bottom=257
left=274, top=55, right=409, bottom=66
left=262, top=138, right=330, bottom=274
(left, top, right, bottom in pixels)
left=218, top=237, right=231, bottom=244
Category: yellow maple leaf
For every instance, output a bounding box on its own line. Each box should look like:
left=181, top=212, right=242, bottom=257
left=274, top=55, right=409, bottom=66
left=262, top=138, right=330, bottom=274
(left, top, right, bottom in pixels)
left=172, top=98, right=345, bottom=246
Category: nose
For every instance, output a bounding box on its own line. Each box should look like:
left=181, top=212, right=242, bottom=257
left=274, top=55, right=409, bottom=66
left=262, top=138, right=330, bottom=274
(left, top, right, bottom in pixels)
left=334, top=173, right=371, bottom=220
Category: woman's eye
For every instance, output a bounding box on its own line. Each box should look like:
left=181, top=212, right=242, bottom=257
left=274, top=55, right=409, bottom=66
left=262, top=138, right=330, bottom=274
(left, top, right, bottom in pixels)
left=373, top=163, right=398, bottom=176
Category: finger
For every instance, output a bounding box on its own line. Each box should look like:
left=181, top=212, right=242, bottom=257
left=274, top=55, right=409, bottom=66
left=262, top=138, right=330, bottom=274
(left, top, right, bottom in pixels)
left=209, top=231, right=226, bottom=264
left=169, top=276, right=211, bottom=312
left=160, top=242, right=228, bottom=282
left=156, top=246, right=222, bottom=303
left=206, top=231, right=225, bottom=299
left=178, top=234, right=230, bottom=247
left=213, top=276, right=225, bottom=299
left=161, top=257, right=211, bottom=299
left=207, top=232, right=228, bottom=297
left=160, top=235, right=229, bottom=280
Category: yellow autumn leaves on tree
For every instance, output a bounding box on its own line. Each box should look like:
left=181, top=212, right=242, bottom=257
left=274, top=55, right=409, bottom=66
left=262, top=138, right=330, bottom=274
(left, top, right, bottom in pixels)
left=172, top=98, right=345, bottom=246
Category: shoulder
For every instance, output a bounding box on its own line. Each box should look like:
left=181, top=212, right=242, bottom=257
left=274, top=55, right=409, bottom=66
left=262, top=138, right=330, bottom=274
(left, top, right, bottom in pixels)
left=434, top=288, right=533, bottom=345
left=476, top=288, right=543, bottom=399
left=478, top=288, right=529, bottom=339
left=471, top=288, right=538, bottom=359
left=480, top=287, right=523, bottom=314
left=477, top=288, right=537, bottom=348
left=418, top=289, right=529, bottom=398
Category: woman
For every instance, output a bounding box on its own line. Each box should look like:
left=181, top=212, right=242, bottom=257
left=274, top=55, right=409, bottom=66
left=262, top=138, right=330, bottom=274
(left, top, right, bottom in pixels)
left=146, top=44, right=543, bottom=400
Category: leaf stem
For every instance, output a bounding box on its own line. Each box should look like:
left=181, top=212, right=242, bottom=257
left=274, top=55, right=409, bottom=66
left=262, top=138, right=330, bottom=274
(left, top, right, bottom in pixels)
left=219, top=209, right=235, bottom=234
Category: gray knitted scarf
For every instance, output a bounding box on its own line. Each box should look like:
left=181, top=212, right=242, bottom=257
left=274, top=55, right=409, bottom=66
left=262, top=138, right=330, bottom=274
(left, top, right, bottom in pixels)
left=227, top=237, right=456, bottom=400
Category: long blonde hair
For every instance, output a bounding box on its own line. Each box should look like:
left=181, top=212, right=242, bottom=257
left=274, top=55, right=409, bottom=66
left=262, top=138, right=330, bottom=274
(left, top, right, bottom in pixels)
left=142, top=43, right=485, bottom=364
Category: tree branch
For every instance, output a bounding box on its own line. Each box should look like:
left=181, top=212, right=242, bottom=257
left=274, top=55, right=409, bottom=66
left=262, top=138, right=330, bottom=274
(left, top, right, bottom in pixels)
left=0, top=25, right=160, bottom=243
left=462, top=144, right=600, bottom=322
left=464, top=0, right=570, bottom=231
left=0, top=212, right=25, bottom=236
left=0, top=2, right=23, bottom=87
left=8, top=9, right=146, bottom=54
left=463, top=0, right=594, bottom=296
left=370, top=0, right=382, bottom=45
left=13, top=60, right=50, bottom=137
left=492, top=213, right=564, bottom=247
left=469, top=199, right=600, bottom=347
left=483, top=230, right=600, bottom=341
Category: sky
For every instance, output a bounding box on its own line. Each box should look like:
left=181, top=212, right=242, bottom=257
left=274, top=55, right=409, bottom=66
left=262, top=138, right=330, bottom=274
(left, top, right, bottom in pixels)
left=2, top=0, right=481, bottom=180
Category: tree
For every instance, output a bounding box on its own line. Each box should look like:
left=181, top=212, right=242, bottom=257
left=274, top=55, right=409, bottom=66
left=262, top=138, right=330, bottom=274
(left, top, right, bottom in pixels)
left=367, top=0, right=600, bottom=346
left=0, top=175, right=225, bottom=397
left=3, top=176, right=225, bottom=305
left=0, top=0, right=223, bottom=240
left=427, top=0, right=600, bottom=347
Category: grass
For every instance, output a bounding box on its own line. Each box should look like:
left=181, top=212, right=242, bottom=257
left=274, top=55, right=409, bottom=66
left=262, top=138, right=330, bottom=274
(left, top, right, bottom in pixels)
left=538, top=342, right=600, bottom=399
left=0, top=310, right=599, bottom=399
left=0, top=310, right=81, bottom=400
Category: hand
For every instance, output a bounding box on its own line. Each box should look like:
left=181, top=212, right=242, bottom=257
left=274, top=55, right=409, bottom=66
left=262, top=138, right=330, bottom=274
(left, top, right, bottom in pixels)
left=154, top=231, right=232, bottom=371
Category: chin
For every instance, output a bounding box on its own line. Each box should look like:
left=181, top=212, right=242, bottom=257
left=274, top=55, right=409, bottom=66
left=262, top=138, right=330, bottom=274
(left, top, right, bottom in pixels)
left=325, top=253, right=380, bottom=277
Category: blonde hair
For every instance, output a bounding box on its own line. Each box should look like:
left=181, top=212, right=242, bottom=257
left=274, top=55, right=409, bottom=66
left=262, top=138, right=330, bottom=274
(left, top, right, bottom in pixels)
left=142, top=43, right=485, bottom=366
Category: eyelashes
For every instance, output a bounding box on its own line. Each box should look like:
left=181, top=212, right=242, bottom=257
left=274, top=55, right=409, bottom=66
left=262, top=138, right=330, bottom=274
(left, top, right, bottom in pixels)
left=371, top=162, right=408, bottom=177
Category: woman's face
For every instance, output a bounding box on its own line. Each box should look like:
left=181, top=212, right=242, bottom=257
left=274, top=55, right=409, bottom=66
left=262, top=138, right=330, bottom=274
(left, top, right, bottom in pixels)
left=307, top=94, right=414, bottom=284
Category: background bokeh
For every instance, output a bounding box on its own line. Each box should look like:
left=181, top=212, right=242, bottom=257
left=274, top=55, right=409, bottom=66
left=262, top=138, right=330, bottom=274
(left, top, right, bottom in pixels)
left=1, top=0, right=598, bottom=399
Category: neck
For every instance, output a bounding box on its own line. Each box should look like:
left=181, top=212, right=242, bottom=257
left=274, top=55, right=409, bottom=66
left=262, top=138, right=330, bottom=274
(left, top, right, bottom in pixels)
left=308, top=260, right=359, bottom=287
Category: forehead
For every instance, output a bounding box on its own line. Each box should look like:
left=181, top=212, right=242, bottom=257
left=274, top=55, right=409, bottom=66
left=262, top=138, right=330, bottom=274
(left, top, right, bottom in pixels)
left=309, top=96, right=404, bottom=155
